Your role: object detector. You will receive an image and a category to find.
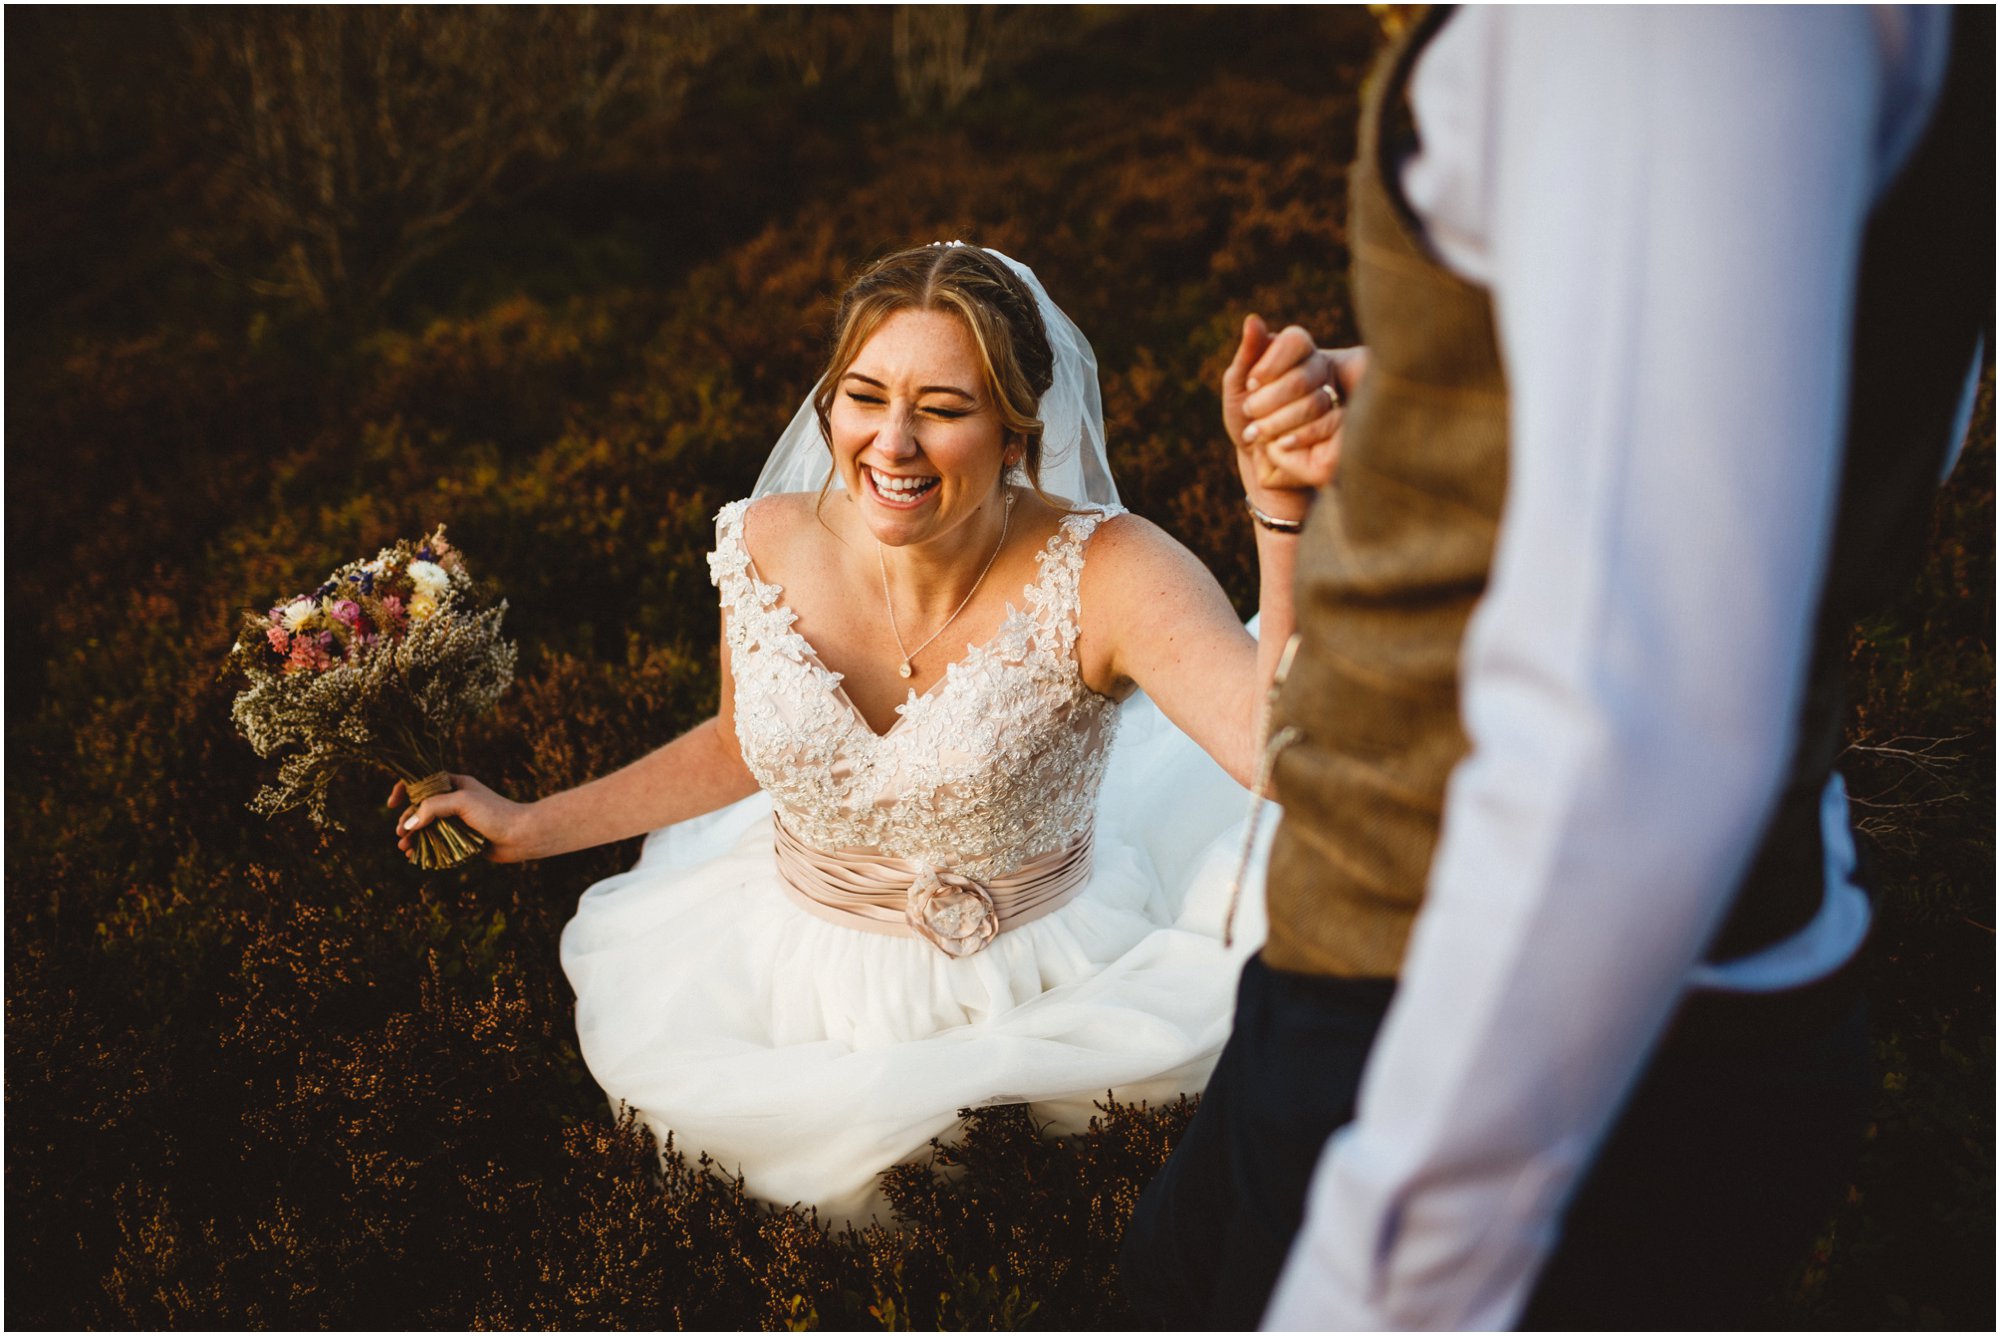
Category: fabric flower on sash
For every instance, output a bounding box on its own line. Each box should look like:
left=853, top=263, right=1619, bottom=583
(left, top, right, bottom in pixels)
left=905, top=866, right=999, bottom=957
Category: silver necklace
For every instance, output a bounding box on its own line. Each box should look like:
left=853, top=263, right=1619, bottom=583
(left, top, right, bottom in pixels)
left=877, top=490, right=1014, bottom=679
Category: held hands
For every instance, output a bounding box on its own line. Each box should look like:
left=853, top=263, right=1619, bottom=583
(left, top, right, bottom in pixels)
left=388, top=774, right=538, bottom=864
left=1223, top=314, right=1367, bottom=504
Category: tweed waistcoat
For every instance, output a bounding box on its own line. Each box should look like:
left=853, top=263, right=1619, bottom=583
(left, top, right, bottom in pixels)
left=1261, top=6, right=1991, bottom=978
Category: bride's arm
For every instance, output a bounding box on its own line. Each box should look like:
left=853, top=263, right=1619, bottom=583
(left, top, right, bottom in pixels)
left=1079, top=513, right=1290, bottom=789
left=393, top=615, right=761, bottom=862
left=1080, top=338, right=1301, bottom=786
left=1080, top=318, right=1362, bottom=786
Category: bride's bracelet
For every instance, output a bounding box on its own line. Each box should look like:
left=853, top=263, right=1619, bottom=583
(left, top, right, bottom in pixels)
left=1244, top=496, right=1308, bottom=534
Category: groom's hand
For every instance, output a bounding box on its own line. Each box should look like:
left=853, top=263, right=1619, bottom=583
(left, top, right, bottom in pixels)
left=1230, top=317, right=1366, bottom=494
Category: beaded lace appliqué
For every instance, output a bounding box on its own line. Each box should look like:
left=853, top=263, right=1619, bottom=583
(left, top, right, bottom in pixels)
left=709, top=499, right=1124, bottom=881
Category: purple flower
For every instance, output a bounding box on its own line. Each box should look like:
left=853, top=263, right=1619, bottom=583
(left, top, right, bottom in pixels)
left=329, top=598, right=363, bottom=628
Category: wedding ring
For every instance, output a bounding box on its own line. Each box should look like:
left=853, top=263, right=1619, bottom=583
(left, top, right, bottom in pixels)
left=1320, top=383, right=1340, bottom=414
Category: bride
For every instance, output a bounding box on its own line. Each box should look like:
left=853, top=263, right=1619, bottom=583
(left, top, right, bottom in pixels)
left=393, top=242, right=1337, bottom=1225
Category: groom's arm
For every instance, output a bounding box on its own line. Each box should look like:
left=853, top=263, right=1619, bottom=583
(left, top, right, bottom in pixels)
left=1263, top=8, right=1918, bottom=1328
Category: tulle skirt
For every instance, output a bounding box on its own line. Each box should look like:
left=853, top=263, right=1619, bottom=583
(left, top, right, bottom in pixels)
left=559, top=690, right=1270, bottom=1227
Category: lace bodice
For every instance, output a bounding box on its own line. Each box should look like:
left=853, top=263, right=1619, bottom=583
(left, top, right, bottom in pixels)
left=708, top=497, right=1124, bottom=880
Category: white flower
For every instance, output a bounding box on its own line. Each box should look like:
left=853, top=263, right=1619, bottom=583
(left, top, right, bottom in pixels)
left=282, top=597, right=317, bottom=631
left=407, top=560, right=449, bottom=600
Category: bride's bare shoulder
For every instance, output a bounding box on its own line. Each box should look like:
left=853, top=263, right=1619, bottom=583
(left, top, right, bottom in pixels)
left=739, top=492, right=833, bottom=566
left=1080, top=509, right=1199, bottom=578
left=744, top=488, right=852, bottom=576
left=1079, top=508, right=1238, bottom=634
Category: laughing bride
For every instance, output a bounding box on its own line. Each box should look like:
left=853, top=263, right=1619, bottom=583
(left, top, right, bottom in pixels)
left=392, top=241, right=1338, bottom=1225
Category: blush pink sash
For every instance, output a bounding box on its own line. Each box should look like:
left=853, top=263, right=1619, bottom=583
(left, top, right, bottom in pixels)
left=773, top=818, right=1093, bottom=958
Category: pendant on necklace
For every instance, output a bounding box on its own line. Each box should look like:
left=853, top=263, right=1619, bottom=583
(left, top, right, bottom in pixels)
left=898, top=662, right=913, bottom=679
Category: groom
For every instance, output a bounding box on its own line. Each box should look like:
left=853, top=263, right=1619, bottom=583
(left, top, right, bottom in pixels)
left=1123, top=6, right=1990, bottom=1329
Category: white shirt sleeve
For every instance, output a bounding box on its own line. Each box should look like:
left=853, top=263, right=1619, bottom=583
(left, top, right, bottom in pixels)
left=1263, top=8, right=1940, bottom=1329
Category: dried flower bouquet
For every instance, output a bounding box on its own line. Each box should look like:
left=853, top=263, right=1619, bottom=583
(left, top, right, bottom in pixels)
left=226, top=527, right=516, bottom=869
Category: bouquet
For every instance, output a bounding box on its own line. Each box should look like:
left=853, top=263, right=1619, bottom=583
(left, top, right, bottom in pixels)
left=226, top=526, right=516, bottom=869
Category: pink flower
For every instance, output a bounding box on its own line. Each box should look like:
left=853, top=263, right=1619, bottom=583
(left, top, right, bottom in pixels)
left=380, top=594, right=406, bottom=623
left=265, top=625, right=290, bottom=655
left=285, top=636, right=333, bottom=674
left=329, top=598, right=362, bottom=628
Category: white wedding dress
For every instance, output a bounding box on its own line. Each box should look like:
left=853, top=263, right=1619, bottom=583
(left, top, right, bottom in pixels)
left=559, top=496, right=1268, bottom=1226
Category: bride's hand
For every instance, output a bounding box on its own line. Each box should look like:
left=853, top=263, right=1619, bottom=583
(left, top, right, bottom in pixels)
left=1224, top=315, right=1366, bottom=496
left=388, top=774, right=540, bottom=863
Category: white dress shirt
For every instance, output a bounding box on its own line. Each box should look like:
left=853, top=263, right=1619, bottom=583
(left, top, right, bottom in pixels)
left=1264, top=8, right=1954, bottom=1329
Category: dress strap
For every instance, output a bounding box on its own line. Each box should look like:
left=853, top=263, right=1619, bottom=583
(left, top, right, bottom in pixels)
left=1023, top=504, right=1126, bottom=659
left=707, top=499, right=755, bottom=594
left=707, top=498, right=795, bottom=660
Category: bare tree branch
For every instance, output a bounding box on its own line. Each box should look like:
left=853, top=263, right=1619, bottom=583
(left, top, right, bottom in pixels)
left=177, top=7, right=742, bottom=316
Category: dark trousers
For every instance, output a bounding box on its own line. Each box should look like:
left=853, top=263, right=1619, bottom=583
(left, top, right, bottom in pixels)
left=1119, top=954, right=1872, bottom=1330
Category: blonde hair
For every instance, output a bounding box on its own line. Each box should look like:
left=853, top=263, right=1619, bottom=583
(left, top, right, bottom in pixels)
left=812, top=244, right=1075, bottom=512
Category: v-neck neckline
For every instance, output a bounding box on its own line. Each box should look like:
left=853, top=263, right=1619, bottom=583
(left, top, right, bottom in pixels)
left=737, top=512, right=1082, bottom=742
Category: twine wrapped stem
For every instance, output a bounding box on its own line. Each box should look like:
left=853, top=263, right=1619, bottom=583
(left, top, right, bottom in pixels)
left=402, top=770, right=487, bottom=870
left=406, top=771, right=456, bottom=803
